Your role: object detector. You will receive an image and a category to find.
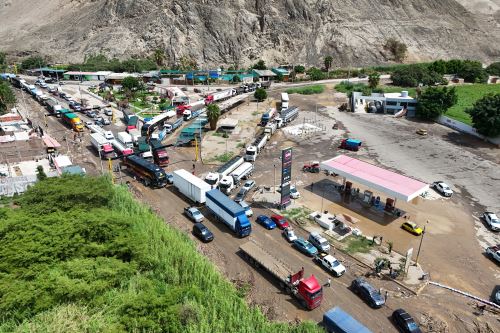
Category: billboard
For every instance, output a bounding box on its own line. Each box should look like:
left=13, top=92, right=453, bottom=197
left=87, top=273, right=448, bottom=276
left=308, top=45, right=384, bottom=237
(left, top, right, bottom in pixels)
left=280, top=147, right=293, bottom=208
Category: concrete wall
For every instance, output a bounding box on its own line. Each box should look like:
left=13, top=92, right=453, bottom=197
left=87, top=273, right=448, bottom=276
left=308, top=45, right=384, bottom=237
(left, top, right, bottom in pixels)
left=437, top=115, right=500, bottom=145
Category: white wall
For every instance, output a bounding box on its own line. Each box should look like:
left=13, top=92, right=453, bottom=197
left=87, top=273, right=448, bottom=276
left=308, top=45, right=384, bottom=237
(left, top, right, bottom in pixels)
left=437, top=115, right=500, bottom=145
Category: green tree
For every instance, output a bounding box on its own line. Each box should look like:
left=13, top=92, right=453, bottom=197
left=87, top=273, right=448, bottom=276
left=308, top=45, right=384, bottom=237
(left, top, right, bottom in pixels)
left=231, top=75, right=241, bottom=83
left=254, top=88, right=267, bottom=102
left=206, top=103, right=221, bottom=130
left=21, top=56, right=47, bottom=70
left=121, top=76, right=142, bottom=91
left=467, top=93, right=500, bottom=137
left=36, top=165, right=47, bottom=181
left=428, top=60, right=447, bottom=74
left=445, top=59, right=464, bottom=74
left=0, top=81, right=16, bottom=115
left=457, top=60, right=488, bottom=83
left=307, top=67, right=326, bottom=81
left=368, top=73, right=380, bottom=88
left=391, top=64, right=443, bottom=87
left=486, top=62, right=500, bottom=76
left=324, top=56, right=333, bottom=71
left=416, top=86, right=457, bottom=120
left=294, top=65, right=305, bottom=74
left=153, top=49, right=165, bottom=67
left=384, top=38, right=407, bottom=62
left=252, top=60, right=267, bottom=70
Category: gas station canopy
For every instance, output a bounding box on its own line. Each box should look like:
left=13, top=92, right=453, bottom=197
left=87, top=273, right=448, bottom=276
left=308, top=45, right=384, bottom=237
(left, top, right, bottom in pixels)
left=321, top=155, right=429, bottom=202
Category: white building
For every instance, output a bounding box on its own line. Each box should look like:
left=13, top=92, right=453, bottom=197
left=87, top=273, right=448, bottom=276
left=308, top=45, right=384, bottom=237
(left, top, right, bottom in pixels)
left=351, top=91, right=418, bottom=117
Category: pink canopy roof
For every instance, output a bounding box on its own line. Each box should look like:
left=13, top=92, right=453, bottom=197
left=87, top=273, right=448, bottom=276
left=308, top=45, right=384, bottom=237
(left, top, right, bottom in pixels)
left=321, top=155, right=429, bottom=202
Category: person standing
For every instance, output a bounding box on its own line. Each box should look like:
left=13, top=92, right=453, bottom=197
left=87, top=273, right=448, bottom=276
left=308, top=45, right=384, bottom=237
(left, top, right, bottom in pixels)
left=326, top=278, right=331, bottom=287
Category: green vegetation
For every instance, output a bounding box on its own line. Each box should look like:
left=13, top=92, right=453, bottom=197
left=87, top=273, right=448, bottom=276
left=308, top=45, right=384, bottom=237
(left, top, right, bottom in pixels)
left=445, top=84, right=500, bottom=125
left=343, top=235, right=374, bottom=254
left=334, top=82, right=416, bottom=97
left=252, top=60, right=267, bottom=70
left=213, top=152, right=234, bottom=163
left=467, top=93, right=500, bottom=137
left=0, top=176, right=322, bottom=332
left=254, top=88, right=268, bottom=101
left=391, top=64, right=444, bottom=87
left=486, top=62, right=500, bottom=76
left=294, top=65, right=305, bottom=74
left=20, top=56, right=47, bottom=70
left=206, top=104, right=221, bottom=130
left=66, top=54, right=157, bottom=73
left=324, top=56, right=333, bottom=71
left=0, top=81, right=16, bottom=115
left=286, top=85, right=325, bottom=95
left=0, top=52, right=7, bottom=72
left=280, top=207, right=312, bottom=223
left=384, top=38, right=408, bottom=62
left=368, top=73, right=380, bottom=89
left=416, top=86, right=457, bottom=120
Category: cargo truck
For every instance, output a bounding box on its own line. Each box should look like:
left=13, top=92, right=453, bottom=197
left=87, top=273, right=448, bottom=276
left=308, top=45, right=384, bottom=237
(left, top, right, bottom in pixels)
left=173, top=169, right=212, bottom=204
left=61, top=110, right=83, bottom=132
left=245, top=133, right=268, bottom=162
left=90, top=133, right=115, bottom=159
left=117, top=132, right=134, bottom=149
left=204, top=88, right=236, bottom=105
left=111, top=139, right=134, bottom=156
left=323, top=307, right=372, bottom=333
left=260, top=108, right=277, bottom=126
left=121, top=155, right=168, bottom=188
left=281, top=92, right=289, bottom=111
left=205, top=155, right=244, bottom=188
left=218, top=162, right=254, bottom=195
left=276, top=106, right=299, bottom=126
left=165, top=118, right=183, bottom=134
left=123, top=109, right=138, bottom=130
left=149, top=138, right=169, bottom=167
left=45, top=98, right=63, bottom=117
left=205, top=189, right=252, bottom=237
left=239, top=240, right=323, bottom=309
left=339, top=139, right=362, bottom=152
left=264, top=121, right=277, bottom=135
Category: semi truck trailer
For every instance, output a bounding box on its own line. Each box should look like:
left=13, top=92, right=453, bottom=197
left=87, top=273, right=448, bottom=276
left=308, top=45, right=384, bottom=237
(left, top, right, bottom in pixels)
left=204, top=89, right=236, bottom=105
left=205, top=155, right=244, bottom=188
left=276, top=106, right=299, bottom=125
left=239, top=240, right=323, bottom=309
left=90, top=133, right=115, bottom=159
left=244, top=133, right=268, bottom=162
left=205, top=189, right=252, bottom=237
left=173, top=169, right=211, bottom=204
left=281, top=92, right=289, bottom=111
left=149, top=139, right=169, bottom=167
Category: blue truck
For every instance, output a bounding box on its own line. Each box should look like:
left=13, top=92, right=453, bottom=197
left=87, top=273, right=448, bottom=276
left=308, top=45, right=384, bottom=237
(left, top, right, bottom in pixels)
left=205, top=189, right=252, bottom=238
left=323, top=307, right=372, bottom=333
left=340, top=139, right=362, bottom=151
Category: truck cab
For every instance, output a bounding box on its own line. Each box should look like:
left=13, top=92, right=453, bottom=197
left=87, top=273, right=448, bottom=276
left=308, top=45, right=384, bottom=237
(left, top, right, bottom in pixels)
left=218, top=176, right=235, bottom=195
left=204, top=172, right=220, bottom=188
left=245, top=145, right=257, bottom=162
left=287, top=268, right=323, bottom=310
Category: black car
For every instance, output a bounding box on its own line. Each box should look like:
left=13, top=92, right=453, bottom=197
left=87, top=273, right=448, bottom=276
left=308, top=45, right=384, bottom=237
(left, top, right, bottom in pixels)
left=192, top=223, right=214, bottom=242
left=392, top=309, right=421, bottom=333
left=234, top=188, right=248, bottom=203
left=350, top=277, right=385, bottom=308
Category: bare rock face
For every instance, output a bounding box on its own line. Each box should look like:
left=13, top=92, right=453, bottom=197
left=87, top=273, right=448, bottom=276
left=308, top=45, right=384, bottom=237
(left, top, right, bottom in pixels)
left=0, top=0, right=498, bottom=67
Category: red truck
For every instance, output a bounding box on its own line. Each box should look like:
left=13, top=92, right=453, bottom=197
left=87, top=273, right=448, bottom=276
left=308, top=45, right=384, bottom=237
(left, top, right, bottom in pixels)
left=239, top=240, right=323, bottom=310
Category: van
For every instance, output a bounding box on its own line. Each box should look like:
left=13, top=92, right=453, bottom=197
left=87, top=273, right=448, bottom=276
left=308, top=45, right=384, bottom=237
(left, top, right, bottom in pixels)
left=308, top=232, right=330, bottom=253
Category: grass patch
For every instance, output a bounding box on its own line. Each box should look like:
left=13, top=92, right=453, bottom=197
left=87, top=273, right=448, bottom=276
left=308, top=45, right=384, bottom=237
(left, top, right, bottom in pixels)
left=287, top=85, right=325, bottom=95
left=212, top=152, right=234, bottom=163
left=236, top=142, right=245, bottom=148
left=281, top=207, right=312, bottom=222
left=212, top=132, right=223, bottom=137
left=343, top=235, right=374, bottom=254
left=335, top=81, right=416, bottom=97
left=445, top=84, right=500, bottom=125
left=252, top=111, right=260, bottom=116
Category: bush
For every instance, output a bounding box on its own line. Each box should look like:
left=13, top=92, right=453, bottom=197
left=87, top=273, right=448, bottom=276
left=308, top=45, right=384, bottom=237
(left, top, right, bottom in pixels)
left=306, top=67, right=326, bottom=81
left=0, top=81, right=16, bottom=115
left=457, top=60, right=488, bottom=83
left=286, top=85, right=325, bottom=95
left=294, top=65, right=305, bottom=74
left=486, top=62, right=500, bottom=76
left=384, top=38, right=407, bottom=62
left=467, top=93, right=500, bottom=137
left=21, top=56, right=47, bottom=70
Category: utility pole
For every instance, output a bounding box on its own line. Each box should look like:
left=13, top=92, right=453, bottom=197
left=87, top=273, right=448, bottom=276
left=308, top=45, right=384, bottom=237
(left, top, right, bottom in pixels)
left=273, top=164, right=276, bottom=193
left=415, top=220, right=429, bottom=265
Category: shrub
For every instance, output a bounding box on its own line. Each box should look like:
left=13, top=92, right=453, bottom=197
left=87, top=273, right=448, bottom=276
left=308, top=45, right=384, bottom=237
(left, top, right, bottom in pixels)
left=416, top=86, right=458, bottom=120
left=467, top=93, right=500, bottom=137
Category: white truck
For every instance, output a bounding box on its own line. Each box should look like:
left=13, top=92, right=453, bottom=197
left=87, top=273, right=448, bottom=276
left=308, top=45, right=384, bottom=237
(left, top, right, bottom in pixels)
left=314, top=253, right=346, bottom=277
left=486, top=245, right=500, bottom=264
left=128, top=128, right=141, bottom=144
left=117, top=132, right=133, bottom=149
left=276, top=106, right=299, bottom=125
left=281, top=92, right=289, bottom=111
left=90, top=132, right=115, bottom=159
left=173, top=169, right=212, bottom=204
left=219, top=162, right=254, bottom=194
left=205, top=155, right=244, bottom=188
left=244, top=133, right=268, bottom=162
left=264, top=121, right=277, bottom=135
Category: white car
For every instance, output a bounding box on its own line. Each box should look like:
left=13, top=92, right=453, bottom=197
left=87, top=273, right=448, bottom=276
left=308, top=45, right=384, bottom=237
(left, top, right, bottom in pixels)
left=483, top=212, right=500, bottom=231
left=104, top=108, right=113, bottom=116
left=432, top=181, right=453, bottom=197
left=84, top=121, right=93, bottom=128
left=282, top=227, right=298, bottom=242
left=104, top=131, right=114, bottom=140
left=290, top=186, right=300, bottom=199
left=314, top=253, right=346, bottom=277
left=242, top=180, right=256, bottom=192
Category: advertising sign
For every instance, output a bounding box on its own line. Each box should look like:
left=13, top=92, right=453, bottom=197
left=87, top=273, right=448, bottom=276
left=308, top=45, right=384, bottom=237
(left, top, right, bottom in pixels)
left=280, top=147, right=293, bottom=208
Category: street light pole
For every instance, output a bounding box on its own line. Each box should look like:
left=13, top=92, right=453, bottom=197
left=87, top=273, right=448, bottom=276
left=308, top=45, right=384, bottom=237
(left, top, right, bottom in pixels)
left=415, top=220, right=429, bottom=265
left=273, top=164, right=276, bottom=193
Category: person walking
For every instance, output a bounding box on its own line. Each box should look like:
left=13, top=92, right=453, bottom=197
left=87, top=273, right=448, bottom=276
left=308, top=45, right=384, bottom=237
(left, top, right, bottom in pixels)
left=326, top=278, right=331, bottom=287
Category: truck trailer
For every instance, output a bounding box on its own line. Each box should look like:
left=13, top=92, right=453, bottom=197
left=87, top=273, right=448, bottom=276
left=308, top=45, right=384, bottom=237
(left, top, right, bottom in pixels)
left=218, top=162, right=254, bottom=195
left=121, top=155, right=168, bottom=188
left=149, top=139, right=169, bottom=167
left=111, top=139, right=134, bottom=156
left=323, top=307, right=372, bottom=333
left=173, top=169, right=211, bottom=204
left=205, top=155, right=244, bottom=188
left=117, top=132, right=134, bottom=149
left=204, top=89, right=236, bottom=105
left=239, top=240, right=323, bottom=309
left=205, top=189, right=252, bottom=237
left=90, top=133, right=115, bottom=159
left=281, top=92, right=289, bottom=111
left=276, top=106, right=299, bottom=125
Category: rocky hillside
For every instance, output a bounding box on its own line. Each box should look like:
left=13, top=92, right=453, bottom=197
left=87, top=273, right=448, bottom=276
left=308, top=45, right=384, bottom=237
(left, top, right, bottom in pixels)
left=0, top=0, right=499, bottom=67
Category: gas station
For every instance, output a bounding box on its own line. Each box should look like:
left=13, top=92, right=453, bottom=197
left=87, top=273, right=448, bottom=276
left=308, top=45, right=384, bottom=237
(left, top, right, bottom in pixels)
left=320, top=155, right=429, bottom=215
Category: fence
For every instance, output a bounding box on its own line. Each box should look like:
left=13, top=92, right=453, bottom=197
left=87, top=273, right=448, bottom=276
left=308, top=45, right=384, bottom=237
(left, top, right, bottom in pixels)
left=437, top=115, right=500, bottom=145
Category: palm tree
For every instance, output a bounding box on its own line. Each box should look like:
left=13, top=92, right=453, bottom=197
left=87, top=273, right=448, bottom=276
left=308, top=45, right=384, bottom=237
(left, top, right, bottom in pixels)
left=206, top=104, right=221, bottom=130
left=324, top=56, right=333, bottom=71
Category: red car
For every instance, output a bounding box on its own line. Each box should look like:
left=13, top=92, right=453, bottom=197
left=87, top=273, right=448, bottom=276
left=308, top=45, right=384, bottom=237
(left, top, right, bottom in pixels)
left=271, top=214, right=290, bottom=229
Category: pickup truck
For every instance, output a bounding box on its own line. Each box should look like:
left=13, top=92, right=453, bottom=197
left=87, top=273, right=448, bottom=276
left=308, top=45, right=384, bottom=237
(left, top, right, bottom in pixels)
left=184, top=207, right=204, bottom=223
left=486, top=245, right=500, bottom=264
left=314, top=253, right=346, bottom=277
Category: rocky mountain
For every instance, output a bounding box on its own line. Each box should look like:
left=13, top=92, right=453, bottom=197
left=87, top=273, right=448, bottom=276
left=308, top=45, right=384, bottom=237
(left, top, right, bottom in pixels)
left=0, top=0, right=499, bottom=67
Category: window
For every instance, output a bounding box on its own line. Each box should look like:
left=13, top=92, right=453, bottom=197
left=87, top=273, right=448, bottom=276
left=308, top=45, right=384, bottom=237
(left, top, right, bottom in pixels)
left=386, top=101, right=398, bottom=106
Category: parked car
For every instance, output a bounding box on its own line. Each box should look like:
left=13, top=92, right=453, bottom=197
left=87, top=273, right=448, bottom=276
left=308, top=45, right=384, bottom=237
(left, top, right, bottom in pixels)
left=239, top=201, right=253, bottom=217
left=94, top=120, right=104, bottom=127
left=63, top=95, right=72, bottom=101
left=104, top=108, right=113, bottom=116
left=104, top=131, right=114, bottom=140
left=350, top=277, right=385, bottom=308
left=184, top=207, right=204, bottom=223
left=45, top=78, right=55, bottom=83
left=432, top=181, right=453, bottom=197
left=290, top=186, right=301, bottom=199
left=192, top=222, right=214, bottom=242
left=48, top=87, right=57, bottom=94
left=392, top=309, right=422, bottom=333
left=401, top=221, right=423, bottom=235
left=292, top=238, right=318, bottom=256
left=493, top=285, right=500, bottom=305
left=314, top=253, right=346, bottom=277
left=102, top=118, right=111, bottom=126
left=308, top=232, right=330, bottom=252
left=40, top=82, right=48, bottom=89
left=84, top=121, right=93, bottom=128
left=282, top=227, right=298, bottom=242
left=242, top=179, right=256, bottom=192
left=483, top=212, right=500, bottom=231
left=270, top=214, right=289, bottom=229
left=59, top=92, right=67, bottom=99
left=234, top=188, right=248, bottom=203
left=256, top=215, right=276, bottom=230
left=166, top=173, right=174, bottom=184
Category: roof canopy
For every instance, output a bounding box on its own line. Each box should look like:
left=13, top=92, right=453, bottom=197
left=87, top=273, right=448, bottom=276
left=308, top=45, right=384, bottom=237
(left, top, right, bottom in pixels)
left=321, top=155, right=429, bottom=202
